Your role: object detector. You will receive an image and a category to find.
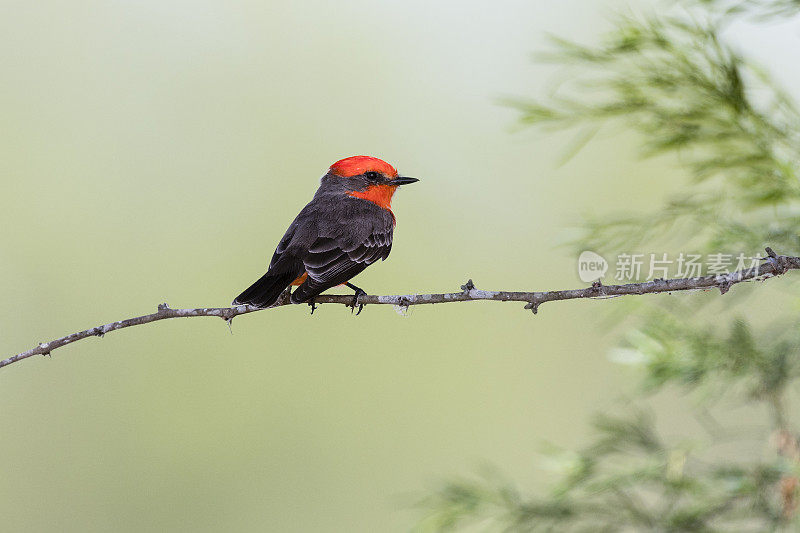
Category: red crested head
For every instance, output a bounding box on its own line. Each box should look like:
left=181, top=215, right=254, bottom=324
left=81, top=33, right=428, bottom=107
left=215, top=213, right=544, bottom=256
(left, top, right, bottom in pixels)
left=329, top=156, right=398, bottom=178
left=321, top=156, right=419, bottom=215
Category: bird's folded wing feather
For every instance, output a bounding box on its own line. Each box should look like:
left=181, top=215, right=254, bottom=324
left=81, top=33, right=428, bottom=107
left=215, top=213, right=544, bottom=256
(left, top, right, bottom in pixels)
left=290, top=224, right=393, bottom=302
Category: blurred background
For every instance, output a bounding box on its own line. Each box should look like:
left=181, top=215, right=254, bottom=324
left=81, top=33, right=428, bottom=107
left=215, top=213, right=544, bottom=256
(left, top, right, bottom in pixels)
left=2, top=1, right=799, bottom=531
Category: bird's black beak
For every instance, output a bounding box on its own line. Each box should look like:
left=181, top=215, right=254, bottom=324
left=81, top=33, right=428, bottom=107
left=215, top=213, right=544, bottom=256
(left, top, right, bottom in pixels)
left=392, top=176, right=419, bottom=186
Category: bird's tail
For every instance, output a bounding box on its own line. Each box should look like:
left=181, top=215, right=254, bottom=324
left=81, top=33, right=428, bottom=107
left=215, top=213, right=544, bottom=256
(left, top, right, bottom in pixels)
left=232, top=270, right=298, bottom=308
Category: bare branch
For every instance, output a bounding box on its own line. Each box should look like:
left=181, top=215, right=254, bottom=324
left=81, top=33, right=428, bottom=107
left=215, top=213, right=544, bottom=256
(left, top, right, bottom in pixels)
left=4, top=248, right=799, bottom=370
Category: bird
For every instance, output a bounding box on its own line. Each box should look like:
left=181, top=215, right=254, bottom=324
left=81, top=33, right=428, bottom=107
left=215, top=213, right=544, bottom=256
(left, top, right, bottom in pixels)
left=232, top=156, right=419, bottom=313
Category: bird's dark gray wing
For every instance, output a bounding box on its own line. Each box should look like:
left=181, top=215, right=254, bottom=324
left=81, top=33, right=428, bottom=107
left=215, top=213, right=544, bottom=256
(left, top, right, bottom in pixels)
left=290, top=218, right=394, bottom=303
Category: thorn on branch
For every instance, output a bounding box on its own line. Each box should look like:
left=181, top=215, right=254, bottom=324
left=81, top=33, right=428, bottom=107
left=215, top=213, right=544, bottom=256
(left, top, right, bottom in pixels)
left=590, top=280, right=603, bottom=294
left=157, top=303, right=170, bottom=312
left=524, top=300, right=540, bottom=314
left=762, top=246, right=790, bottom=274
left=37, top=342, right=52, bottom=357
left=461, top=279, right=475, bottom=292
left=717, top=277, right=733, bottom=295
left=393, top=296, right=412, bottom=316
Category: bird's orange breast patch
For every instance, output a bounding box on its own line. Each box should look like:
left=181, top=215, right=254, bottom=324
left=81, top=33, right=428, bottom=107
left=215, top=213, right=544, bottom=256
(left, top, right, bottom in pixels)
left=348, top=184, right=397, bottom=212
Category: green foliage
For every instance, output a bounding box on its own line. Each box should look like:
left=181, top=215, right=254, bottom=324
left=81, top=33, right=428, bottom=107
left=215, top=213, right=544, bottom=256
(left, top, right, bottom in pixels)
left=698, top=0, right=800, bottom=19
left=509, top=13, right=800, bottom=254
left=419, top=411, right=789, bottom=531
left=419, top=3, right=800, bottom=531
left=621, top=314, right=800, bottom=408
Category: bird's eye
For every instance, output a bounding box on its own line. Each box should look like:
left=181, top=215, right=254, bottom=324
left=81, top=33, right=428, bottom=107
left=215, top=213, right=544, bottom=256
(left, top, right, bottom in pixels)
left=364, top=171, right=381, bottom=181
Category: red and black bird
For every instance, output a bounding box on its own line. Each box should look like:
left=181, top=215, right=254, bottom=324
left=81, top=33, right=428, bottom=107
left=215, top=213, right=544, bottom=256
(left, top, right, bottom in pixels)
left=233, top=156, right=419, bottom=311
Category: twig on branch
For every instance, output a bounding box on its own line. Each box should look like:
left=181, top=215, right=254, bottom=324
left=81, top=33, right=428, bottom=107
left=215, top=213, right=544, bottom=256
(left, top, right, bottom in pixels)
left=3, top=248, right=798, bottom=370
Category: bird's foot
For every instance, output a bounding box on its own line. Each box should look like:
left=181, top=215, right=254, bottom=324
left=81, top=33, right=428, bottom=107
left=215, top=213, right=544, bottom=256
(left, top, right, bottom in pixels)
left=350, top=289, right=366, bottom=315
left=308, top=299, right=317, bottom=315
left=344, top=282, right=367, bottom=315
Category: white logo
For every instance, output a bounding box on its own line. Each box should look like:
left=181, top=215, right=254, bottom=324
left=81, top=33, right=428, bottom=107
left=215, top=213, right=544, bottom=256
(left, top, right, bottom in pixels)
left=578, top=251, right=608, bottom=283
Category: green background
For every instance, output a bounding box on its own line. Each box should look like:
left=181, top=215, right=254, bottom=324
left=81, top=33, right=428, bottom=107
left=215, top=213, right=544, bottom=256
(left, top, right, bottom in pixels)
left=2, top=1, right=796, bottom=531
